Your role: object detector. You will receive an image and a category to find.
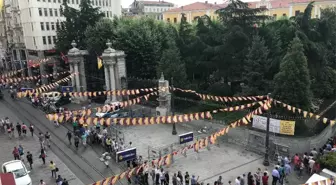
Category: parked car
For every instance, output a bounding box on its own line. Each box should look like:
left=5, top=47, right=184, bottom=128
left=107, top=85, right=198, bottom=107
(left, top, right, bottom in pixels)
left=1, top=160, right=32, bottom=185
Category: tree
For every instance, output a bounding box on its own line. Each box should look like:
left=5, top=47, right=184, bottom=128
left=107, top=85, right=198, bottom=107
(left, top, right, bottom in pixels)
left=55, top=0, right=104, bottom=52
left=243, top=35, right=270, bottom=95
left=273, top=37, right=312, bottom=110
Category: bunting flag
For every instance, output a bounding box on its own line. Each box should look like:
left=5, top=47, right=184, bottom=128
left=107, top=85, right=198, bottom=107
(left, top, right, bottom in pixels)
left=0, top=71, right=69, bottom=84
left=27, top=58, right=52, bottom=68
left=271, top=98, right=336, bottom=126
left=0, top=69, right=24, bottom=79
left=46, top=91, right=158, bottom=117
left=97, top=56, right=103, bottom=69
left=16, top=74, right=75, bottom=98
left=88, top=101, right=272, bottom=185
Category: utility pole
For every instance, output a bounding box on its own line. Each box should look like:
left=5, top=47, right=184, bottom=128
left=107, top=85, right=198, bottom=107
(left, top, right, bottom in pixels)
left=171, top=77, right=177, bottom=135
left=263, top=93, right=271, bottom=166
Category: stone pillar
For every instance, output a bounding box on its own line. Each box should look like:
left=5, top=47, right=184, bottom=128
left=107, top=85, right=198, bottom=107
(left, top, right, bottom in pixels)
left=67, top=40, right=88, bottom=103
left=109, top=64, right=117, bottom=101
left=69, top=64, right=75, bottom=87
left=156, top=73, right=171, bottom=116
left=102, top=40, right=117, bottom=103
left=104, top=65, right=111, bottom=103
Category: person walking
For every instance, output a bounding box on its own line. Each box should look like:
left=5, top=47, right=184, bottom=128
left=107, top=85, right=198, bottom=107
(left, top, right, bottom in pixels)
left=262, top=172, right=268, bottom=185
left=29, top=124, right=34, bottom=137
left=39, top=180, right=46, bottom=185
left=26, top=151, right=33, bottom=169
left=18, top=145, right=24, bottom=159
left=271, top=167, right=280, bottom=185
left=62, top=178, right=69, bottom=185
left=38, top=133, right=44, bottom=148
left=49, top=160, right=57, bottom=178
left=40, top=148, right=46, bottom=165
left=21, top=123, right=27, bottom=136
left=66, top=131, right=72, bottom=145
left=185, top=172, right=190, bottom=185
left=10, top=123, right=14, bottom=138
left=74, top=135, right=79, bottom=149
left=16, top=122, right=21, bottom=137
left=7, top=124, right=12, bottom=139
left=12, top=147, right=20, bottom=160
left=45, top=131, right=51, bottom=148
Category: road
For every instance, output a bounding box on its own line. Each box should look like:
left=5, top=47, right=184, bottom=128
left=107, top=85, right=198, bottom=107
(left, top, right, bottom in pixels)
left=1, top=93, right=126, bottom=185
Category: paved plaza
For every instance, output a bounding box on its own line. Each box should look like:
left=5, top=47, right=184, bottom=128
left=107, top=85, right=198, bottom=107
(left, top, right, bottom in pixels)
left=0, top=106, right=84, bottom=185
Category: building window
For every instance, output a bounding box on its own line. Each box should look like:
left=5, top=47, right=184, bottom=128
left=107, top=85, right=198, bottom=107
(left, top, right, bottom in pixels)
left=46, top=22, right=50, bottom=30
left=33, top=37, right=36, bottom=46
left=76, top=0, right=79, bottom=4
left=283, top=13, right=287, bottom=16
left=72, top=0, right=74, bottom=4
left=40, top=22, right=44, bottom=30
left=51, top=22, right=55, bottom=30
left=49, top=8, right=53, bottom=16
left=295, top=10, right=300, bottom=16
left=31, top=23, right=34, bottom=31
left=54, top=9, right=58, bottom=16
left=54, top=0, right=56, bottom=2
left=38, top=8, right=42, bottom=16
left=194, top=16, right=198, bottom=21
left=58, top=0, right=61, bottom=3
left=173, top=17, right=177, bottom=23
left=56, top=22, right=60, bottom=30
left=44, top=8, right=48, bottom=16
left=273, top=14, right=277, bottom=19
left=48, top=0, right=51, bottom=2
left=42, top=36, right=47, bottom=45
left=53, top=36, right=57, bottom=44
left=29, top=8, right=31, bottom=17
left=167, top=18, right=170, bottom=22
left=48, top=36, right=52, bottom=44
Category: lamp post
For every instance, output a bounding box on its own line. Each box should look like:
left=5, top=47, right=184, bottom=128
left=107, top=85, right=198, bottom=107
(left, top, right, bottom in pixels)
left=263, top=93, right=271, bottom=166
left=171, top=77, right=177, bottom=135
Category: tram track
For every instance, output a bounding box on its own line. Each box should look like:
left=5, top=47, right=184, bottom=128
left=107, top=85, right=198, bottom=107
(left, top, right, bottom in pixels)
left=2, top=95, right=124, bottom=185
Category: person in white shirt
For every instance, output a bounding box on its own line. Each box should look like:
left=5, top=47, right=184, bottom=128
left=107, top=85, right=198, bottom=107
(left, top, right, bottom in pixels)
left=235, top=176, right=241, bottom=185
left=309, top=158, right=315, bottom=175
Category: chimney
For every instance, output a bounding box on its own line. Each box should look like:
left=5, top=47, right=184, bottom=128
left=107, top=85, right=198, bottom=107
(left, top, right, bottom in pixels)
left=205, top=1, right=208, bottom=4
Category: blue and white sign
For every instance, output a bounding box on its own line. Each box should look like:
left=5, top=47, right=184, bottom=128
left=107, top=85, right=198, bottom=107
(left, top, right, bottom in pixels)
left=179, top=132, right=194, bottom=144
left=61, top=86, right=73, bottom=92
left=116, top=147, right=137, bottom=163
left=20, top=88, right=34, bottom=92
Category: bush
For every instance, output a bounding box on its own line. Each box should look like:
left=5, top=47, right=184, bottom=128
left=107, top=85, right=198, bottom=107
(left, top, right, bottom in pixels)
left=317, top=152, right=336, bottom=172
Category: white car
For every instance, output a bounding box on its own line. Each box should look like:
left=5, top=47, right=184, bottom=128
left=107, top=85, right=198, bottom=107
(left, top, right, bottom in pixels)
left=2, top=160, right=32, bottom=185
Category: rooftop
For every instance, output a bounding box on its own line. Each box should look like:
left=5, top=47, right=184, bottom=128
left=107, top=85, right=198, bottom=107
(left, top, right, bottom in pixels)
left=165, top=2, right=224, bottom=12
left=134, top=0, right=174, bottom=6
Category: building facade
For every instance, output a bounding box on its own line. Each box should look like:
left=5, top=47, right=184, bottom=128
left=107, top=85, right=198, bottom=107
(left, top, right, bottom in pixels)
left=129, top=0, right=174, bottom=20
left=0, top=0, right=121, bottom=72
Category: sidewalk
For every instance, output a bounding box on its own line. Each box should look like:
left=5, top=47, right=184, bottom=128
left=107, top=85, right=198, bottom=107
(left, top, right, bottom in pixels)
left=0, top=107, right=84, bottom=185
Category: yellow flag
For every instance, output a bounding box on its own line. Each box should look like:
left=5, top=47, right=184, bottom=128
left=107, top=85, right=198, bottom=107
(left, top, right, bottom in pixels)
left=97, top=57, right=103, bottom=69
left=0, top=0, right=3, bottom=10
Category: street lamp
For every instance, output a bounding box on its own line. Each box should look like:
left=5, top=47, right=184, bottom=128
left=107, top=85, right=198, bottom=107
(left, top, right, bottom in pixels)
left=171, top=77, right=177, bottom=135
left=263, top=93, right=271, bottom=166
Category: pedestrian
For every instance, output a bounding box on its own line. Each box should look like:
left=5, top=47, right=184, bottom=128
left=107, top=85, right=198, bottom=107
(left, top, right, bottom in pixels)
left=62, top=178, right=69, bottom=185
left=165, top=171, right=170, bottom=185
left=72, top=120, right=78, bottom=132
left=39, top=180, right=46, bottom=185
left=18, top=145, right=24, bottom=159
left=21, top=123, right=27, bottom=136
left=10, top=123, right=14, bottom=138
left=29, top=124, right=34, bottom=136
left=40, top=148, right=46, bottom=165
left=12, top=147, right=20, bottom=160
left=82, top=133, right=87, bottom=147
left=177, top=171, right=183, bottom=185
left=262, top=172, right=268, bottom=185
left=271, top=167, right=280, bottom=185
left=240, top=174, right=246, bottom=185
left=74, top=135, right=79, bottom=149
left=228, top=181, right=232, bottom=185
left=173, top=173, right=178, bottom=185
left=191, top=175, right=198, bottom=185
left=254, top=168, right=261, bottom=185
left=7, top=124, right=12, bottom=139
left=235, top=177, right=241, bottom=185
left=26, top=151, right=33, bottom=169
left=49, top=160, right=57, bottom=178
left=66, top=130, right=72, bottom=145
left=185, top=172, right=190, bottom=185
left=56, top=175, right=63, bottom=185
left=160, top=169, right=165, bottom=185
left=16, top=122, right=21, bottom=137
left=45, top=131, right=51, bottom=148
left=106, top=137, right=112, bottom=152
left=38, top=133, right=44, bottom=148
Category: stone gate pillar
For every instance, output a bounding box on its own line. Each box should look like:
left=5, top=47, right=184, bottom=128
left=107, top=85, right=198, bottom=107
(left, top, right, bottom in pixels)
left=67, top=40, right=87, bottom=103
left=101, top=40, right=117, bottom=103
left=156, top=73, right=171, bottom=116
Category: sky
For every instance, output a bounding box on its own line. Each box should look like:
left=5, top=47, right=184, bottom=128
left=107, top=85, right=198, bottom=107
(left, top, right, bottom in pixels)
left=121, top=0, right=224, bottom=8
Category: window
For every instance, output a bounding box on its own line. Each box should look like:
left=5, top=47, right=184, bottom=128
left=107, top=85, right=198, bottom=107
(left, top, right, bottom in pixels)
left=193, top=16, right=198, bottom=21
left=54, top=0, right=56, bottom=2
left=58, top=0, right=61, bottom=2
left=31, top=23, right=34, bottom=31
left=54, top=9, right=58, bottom=16
left=76, top=0, right=79, bottom=4
left=29, top=8, right=31, bottom=17
left=72, top=0, right=74, bottom=4
left=49, top=9, right=53, bottom=16
left=43, top=0, right=45, bottom=2
left=48, top=36, right=52, bottom=44
left=56, top=22, right=60, bottom=30
left=33, top=37, right=36, bottom=46
left=44, top=8, right=48, bottom=16
left=40, top=22, right=44, bottom=30
left=48, top=0, right=51, bottom=2
left=282, top=13, right=287, bottom=16
left=173, top=17, right=177, bottom=23
left=167, top=18, right=170, bottom=22
left=42, top=36, right=47, bottom=45
left=38, top=8, right=42, bottom=16
left=295, top=10, right=300, bottom=16
left=46, top=22, right=50, bottom=30
left=273, top=14, right=277, bottom=19
left=51, top=22, right=55, bottom=30
left=53, top=36, right=57, bottom=44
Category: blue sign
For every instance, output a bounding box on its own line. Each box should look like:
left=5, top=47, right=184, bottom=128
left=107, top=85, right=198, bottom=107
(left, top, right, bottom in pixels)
left=61, top=86, right=73, bottom=92
left=116, top=147, right=137, bottom=163
left=20, top=88, right=34, bottom=92
left=179, top=132, right=194, bottom=144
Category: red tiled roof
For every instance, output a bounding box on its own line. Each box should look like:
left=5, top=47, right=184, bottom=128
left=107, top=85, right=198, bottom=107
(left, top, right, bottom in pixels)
left=165, top=2, right=223, bottom=12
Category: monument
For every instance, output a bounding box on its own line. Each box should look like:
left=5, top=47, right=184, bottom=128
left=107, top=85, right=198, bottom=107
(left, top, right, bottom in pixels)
left=156, top=73, right=171, bottom=116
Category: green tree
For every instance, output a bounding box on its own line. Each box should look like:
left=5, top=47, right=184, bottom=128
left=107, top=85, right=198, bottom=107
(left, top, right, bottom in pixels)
left=273, top=37, right=312, bottom=109
left=243, top=35, right=270, bottom=95
left=55, top=0, right=104, bottom=52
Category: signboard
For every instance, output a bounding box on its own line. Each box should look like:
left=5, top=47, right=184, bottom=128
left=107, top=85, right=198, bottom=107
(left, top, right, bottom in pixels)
left=252, top=115, right=295, bottom=135
left=179, top=132, right=194, bottom=144
left=20, top=88, right=33, bottom=92
left=61, top=86, right=73, bottom=92
left=116, top=147, right=136, bottom=163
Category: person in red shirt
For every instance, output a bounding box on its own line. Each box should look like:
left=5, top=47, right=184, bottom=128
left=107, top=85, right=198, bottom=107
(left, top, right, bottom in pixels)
left=262, top=172, right=268, bottom=185
left=12, top=147, right=20, bottom=160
